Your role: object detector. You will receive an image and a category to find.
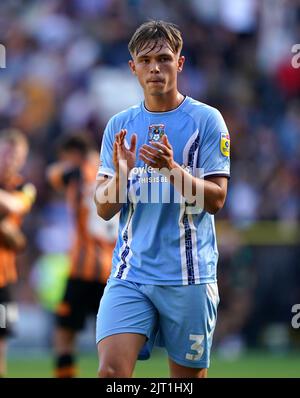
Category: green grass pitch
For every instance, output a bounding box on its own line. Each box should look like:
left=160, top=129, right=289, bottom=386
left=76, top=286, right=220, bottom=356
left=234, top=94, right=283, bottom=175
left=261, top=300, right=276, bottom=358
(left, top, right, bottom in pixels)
left=6, top=350, right=300, bottom=378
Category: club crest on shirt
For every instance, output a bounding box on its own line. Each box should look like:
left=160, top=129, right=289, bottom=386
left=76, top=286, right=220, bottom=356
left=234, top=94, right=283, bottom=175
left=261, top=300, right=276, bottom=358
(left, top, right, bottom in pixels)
left=220, top=132, right=230, bottom=157
left=148, top=124, right=165, bottom=142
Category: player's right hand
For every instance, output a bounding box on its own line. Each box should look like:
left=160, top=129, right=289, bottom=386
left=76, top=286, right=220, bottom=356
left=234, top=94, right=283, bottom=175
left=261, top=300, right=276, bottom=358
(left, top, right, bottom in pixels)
left=113, top=129, right=137, bottom=178
left=21, top=183, right=37, bottom=207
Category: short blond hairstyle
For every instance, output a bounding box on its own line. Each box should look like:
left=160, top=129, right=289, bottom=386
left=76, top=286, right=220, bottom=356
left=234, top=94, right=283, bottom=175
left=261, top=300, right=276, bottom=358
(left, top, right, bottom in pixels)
left=128, top=20, right=183, bottom=56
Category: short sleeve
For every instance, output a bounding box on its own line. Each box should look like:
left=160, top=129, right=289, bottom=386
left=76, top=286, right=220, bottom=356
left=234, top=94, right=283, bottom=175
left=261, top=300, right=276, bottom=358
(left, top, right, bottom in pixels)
left=96, top=118, right=115, bottom=179
left=197, top=108, right=230, bottom=178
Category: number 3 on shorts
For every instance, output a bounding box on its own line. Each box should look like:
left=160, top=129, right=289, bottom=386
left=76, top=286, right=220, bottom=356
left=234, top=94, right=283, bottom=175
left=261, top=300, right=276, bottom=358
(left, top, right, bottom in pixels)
left=185, top=334, right=204, bottom=361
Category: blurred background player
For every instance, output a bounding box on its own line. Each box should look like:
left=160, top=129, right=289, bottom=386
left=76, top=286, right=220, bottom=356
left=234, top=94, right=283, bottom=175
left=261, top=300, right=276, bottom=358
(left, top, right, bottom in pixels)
left=0, top=129, right=36, bottom=377
left=46, top=134, right=117, bottom=378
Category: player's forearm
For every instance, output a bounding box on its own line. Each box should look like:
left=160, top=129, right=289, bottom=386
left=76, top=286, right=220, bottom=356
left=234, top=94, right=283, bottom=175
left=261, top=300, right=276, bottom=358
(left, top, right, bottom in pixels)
left=0, top=220, right=27, bottom=252
left=46, top=163, right=65, bottom=191
left=0, top=190, right=28, bottom=215
left=168, top=163, right=226, bottom=214
left=46, top=162, right=80, bottom=191
left=94, top=173, right=127, bottom=220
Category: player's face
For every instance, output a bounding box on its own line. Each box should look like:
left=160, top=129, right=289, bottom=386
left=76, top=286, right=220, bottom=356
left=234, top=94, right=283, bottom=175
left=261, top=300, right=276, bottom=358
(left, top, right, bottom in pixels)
left=129, top=41, right=184, bottom=97
left=0, top=141, right=28, bottom=180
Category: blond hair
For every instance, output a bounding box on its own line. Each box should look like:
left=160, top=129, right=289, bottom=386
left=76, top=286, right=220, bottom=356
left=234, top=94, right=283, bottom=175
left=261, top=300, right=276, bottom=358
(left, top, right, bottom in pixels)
left=128, top=20, right=183, bottom=56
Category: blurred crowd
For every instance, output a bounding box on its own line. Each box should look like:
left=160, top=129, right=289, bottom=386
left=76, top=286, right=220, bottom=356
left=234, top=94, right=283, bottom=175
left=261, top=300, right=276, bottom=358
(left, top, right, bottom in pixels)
left=0, top=0, right=299, bottom=351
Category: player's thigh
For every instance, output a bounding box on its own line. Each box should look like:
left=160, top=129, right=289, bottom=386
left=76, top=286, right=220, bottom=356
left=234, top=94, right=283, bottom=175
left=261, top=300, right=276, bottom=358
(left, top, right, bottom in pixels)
left=98, top=333, right=146, bottom=377
left=55, top=278, right=88, bottom=331
left=157, top=283, right=219, bottom=371
left=96, top=278, right=158, bottom=370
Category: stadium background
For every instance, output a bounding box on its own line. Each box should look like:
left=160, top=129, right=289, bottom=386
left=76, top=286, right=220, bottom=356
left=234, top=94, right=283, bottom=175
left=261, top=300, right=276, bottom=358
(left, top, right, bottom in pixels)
left=0, top=0, right=300, bottom=377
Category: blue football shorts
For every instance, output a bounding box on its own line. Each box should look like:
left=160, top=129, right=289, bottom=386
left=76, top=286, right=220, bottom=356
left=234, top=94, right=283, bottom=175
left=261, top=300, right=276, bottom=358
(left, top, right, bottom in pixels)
left=96, top=277, right=220, bottom=368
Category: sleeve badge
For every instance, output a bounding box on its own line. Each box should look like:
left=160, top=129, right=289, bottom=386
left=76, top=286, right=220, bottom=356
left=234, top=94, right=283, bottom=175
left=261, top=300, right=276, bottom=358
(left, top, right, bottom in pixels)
left=220, top=132, right=230, bottom=157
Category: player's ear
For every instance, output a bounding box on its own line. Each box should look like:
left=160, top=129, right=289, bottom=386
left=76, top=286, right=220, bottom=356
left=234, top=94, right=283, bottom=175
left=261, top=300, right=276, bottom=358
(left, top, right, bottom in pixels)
left=128, top=60, right=136, bottom=75
left=177, top=55, right=185, bottom=73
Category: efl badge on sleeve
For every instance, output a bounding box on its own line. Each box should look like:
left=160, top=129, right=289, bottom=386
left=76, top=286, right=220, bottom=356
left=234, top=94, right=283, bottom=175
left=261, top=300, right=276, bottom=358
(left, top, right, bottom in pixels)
left=148, top=124, right=165, bottom=142
left=220, top=132, right=230, bottom=157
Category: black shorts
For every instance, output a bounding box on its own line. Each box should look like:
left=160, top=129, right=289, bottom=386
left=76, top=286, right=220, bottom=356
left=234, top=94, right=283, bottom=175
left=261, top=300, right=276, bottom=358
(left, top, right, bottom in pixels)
left=0, top=285, right=17, bottom=338
left=55, top=278, right=106, bottom=332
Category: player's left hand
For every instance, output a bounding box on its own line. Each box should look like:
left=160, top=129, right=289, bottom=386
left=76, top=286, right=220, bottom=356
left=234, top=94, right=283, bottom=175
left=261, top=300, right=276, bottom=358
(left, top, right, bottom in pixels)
left=21, top=183, right=37, bottom=207
left=139, top=135, right=176, bottom=172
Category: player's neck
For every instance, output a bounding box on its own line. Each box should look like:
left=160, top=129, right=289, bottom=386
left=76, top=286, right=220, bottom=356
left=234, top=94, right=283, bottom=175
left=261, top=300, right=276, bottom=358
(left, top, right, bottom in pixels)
left=144, top=91, right=185, bottom=113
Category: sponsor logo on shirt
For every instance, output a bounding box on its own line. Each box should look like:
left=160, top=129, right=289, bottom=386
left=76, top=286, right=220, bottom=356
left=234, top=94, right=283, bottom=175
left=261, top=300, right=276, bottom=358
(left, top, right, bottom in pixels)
left=220, top=132, right=230, bottom=157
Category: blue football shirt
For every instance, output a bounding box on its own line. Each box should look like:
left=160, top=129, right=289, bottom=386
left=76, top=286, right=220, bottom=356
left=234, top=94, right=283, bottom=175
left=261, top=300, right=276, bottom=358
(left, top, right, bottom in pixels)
left=97, top=96, right=230, bottom=285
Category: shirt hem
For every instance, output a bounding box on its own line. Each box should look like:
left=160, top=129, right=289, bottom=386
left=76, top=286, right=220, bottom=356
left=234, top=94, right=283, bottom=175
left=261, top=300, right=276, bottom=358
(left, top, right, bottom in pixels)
left=110, top=274, right=217, bottom=286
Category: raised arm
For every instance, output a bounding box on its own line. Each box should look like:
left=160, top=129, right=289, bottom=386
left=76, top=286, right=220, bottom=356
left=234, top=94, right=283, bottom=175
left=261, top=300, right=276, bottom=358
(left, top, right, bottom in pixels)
left=139, top=135, right=228, bottom=214
left=94, top=129, right=137, bottom=221
left=0, top=185, right=36, bottom=218
left=0, top=189, right=26, bottom=216
left=46, top=161, right=81, bottom=192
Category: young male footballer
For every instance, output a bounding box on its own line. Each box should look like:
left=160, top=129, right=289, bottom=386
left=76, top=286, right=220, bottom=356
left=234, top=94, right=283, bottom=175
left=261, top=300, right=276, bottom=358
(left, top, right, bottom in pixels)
left=0, top=129, right=36, bottom=377
left=94, top=20, right=230, bottom=378
left=47, top=135, right=116, bottom=378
